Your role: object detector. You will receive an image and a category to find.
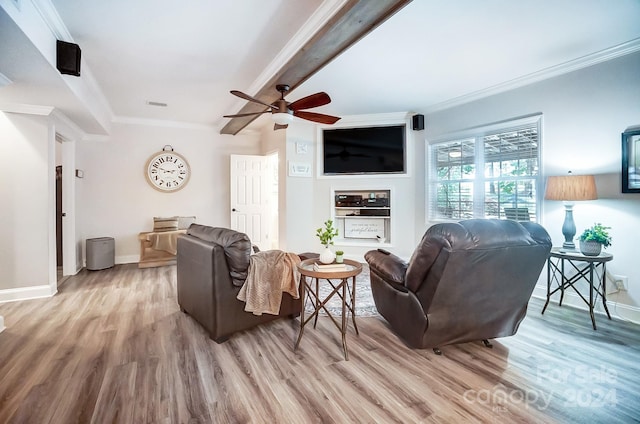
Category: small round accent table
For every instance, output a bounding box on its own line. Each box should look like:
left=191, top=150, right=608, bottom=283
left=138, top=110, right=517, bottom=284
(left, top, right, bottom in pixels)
left=542, top=247, right=613, bottom=330
left=295, top=258, right=363, bottom=360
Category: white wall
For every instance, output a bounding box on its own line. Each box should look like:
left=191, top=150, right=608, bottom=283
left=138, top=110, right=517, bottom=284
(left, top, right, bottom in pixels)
left=281, top=112, right=423, bottom=261
left=77, top=122, right=261, bottom=263
left=2, top=45, right=637, bottom=327
left=0, top=112, right=55, bottom=294
left=282, top=119, right=317, bottom=254
left=424, top=51, right=640, bottom=320
left=260, top=122, right=288, bottom=249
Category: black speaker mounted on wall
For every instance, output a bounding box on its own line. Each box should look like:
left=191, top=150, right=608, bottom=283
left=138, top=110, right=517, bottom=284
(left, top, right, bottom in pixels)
left=412, top=114, right=425, bottom=131
left=56, top=40, right=81, bottom=77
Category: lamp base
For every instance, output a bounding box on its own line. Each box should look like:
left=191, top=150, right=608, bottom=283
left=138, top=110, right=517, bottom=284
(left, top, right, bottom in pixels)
left=561, top=203, right=576, bottom=250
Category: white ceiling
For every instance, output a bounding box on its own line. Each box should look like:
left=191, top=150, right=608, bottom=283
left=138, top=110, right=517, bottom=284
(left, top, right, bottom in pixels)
left=2, top=0, right=640, bottom=134
left=50, top=0, right=324, bottom=128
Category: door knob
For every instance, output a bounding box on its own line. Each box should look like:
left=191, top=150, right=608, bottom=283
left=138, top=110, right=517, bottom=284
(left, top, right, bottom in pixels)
left=232, top=208, right=237, bottom=212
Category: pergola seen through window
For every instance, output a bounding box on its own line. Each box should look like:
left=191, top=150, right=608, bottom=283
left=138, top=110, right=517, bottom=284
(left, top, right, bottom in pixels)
left=429, top=116, right=541, bottom=222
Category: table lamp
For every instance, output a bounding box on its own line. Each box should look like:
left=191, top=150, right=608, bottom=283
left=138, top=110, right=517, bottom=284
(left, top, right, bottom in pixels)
left=544, top=171, right=597, bottom=249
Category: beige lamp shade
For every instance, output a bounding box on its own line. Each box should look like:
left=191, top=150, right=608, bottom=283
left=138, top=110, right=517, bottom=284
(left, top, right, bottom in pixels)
left=544, top=174, right=598, bottom=201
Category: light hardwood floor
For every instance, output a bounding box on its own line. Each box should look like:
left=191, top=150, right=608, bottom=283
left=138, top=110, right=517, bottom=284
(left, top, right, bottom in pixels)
left=0, top=264, right=638, bottom=423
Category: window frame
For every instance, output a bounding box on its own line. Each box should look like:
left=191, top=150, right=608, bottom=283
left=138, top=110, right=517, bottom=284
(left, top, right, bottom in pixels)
left=427, top=114, right=543, bottom=223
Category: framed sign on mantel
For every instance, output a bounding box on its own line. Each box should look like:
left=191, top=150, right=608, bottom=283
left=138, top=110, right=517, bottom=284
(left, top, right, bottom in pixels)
left=622, top=129, right=640, bottom=193
left=344, top=218, right=384, bottom=239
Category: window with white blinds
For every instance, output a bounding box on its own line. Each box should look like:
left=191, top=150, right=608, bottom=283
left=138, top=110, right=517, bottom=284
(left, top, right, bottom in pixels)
left=429, top=115, right=542, bottom=222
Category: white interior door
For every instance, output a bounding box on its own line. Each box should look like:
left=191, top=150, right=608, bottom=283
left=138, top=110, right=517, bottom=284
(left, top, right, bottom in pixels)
left=230, top=154, right=270, bottom=250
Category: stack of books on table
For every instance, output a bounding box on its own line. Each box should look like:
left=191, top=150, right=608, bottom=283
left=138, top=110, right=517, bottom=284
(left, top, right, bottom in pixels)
left=313, top=262, right=347, bottom=272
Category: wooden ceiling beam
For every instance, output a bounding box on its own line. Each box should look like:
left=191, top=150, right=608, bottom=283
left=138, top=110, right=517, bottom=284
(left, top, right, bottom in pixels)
left=220, top=0, right=412, bottom=135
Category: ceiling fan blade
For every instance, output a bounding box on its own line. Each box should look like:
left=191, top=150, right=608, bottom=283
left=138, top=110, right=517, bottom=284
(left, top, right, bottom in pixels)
left=274, top=123, right=289, bottom=131
left=230, top=90, right=278, bottom=110
left=294, top=110, right=341, bottom=125
left=223, top=110, right=271, bottom=118
left=289, top=92, right=331, bottom=111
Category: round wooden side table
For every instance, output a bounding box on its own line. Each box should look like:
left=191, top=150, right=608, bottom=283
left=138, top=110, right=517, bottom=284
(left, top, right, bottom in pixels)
left=294, top=258, right=363, bottom=360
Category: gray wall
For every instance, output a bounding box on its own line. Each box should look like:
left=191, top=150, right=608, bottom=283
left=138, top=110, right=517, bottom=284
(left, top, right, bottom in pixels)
left=425, top=51, right=640, bottom=316
left=0, top=113, right=53, bottom=291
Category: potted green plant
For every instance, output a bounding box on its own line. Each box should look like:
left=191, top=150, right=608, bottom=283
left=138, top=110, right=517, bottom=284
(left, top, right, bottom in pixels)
left=335, top=250, right=344, bottom=263
left=316, top=219, right=339, bottom=263
left=577, top=223, right=611, bottom=256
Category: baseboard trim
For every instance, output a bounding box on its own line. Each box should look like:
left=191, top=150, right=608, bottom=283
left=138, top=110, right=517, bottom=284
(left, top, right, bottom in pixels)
left=532, top=285, right=640, bottom=325
left=0, top=285, right=57, bottom=304
left=82, top=255, right=138, bottom=269
left=116, top=255, right=140, bottom=264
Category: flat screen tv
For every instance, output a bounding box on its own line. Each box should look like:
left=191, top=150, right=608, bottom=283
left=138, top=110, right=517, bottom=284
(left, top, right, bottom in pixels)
left=322, top=124, right=406, bottom=175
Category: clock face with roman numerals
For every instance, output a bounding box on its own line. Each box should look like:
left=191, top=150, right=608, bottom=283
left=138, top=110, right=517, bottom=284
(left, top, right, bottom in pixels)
left=145, top=150, right=190, bottom=192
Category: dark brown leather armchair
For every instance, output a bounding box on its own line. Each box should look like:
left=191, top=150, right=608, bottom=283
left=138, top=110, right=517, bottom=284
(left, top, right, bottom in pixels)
left=365, top=219, right=551, bottom=352
left=177, top=224, right=301, bottom=343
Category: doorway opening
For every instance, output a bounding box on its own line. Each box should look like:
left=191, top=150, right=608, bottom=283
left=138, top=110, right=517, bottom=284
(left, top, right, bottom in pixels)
left=267, top=152, right=279, bottom=250
left=55, top=140, right=63, bottom=281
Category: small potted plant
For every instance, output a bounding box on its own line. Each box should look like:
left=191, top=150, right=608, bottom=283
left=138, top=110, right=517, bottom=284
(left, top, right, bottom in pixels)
left=316, top=219, right=339, bottom=263
left=578, top=223, right=611, bottom=256
left=335, top=250, right=344, bottom=263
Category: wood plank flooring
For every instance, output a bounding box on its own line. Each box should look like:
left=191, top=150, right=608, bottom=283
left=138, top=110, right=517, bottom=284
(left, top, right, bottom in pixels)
left=0, top=264, right=638, bottom=423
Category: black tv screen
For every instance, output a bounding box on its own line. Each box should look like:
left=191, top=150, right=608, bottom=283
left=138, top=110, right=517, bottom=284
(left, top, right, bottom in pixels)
left=322, top=125, right=406, bottom=175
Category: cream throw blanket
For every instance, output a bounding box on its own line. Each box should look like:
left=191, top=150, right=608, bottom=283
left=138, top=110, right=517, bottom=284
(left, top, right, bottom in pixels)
left=237, top=250, right=301, bottom=316
left=144, top=230, right=186, bottom=255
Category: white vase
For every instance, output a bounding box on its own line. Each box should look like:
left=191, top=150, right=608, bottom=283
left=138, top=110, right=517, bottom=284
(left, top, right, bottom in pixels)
left=319, top=247, right=335, bottom=264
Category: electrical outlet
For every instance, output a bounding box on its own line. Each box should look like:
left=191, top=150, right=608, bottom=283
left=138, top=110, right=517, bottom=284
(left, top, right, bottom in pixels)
left=606, top=284, right=619, bottom=295
left=611, top=274, right=628, bottom=291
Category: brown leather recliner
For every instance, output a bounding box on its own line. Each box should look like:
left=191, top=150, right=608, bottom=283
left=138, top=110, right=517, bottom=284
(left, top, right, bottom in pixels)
left=177, top=224, right=301, bottom=343
left=364, top=219, right=551, bottom=352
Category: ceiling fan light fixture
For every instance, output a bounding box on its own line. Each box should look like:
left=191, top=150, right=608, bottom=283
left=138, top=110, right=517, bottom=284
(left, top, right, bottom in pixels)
left=272, top=112, right=294, bottom=125
left=225, top=86, right=340, bottom=132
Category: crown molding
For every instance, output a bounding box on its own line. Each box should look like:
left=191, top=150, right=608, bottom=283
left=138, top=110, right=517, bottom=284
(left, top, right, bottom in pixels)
left=30, top=0, right=72, bottom=40
left=221, top=0, right=412, bottom=135
left=245, top=0, right=348, bottom=97
left=0, top=103, right=112, bottom=141
left=221, top=0, right=347, bottom=117
left=81, top=134, right=111, bottom=142
left=50, top=108, right=87, bottom=139
left=222, top=0, right=348, bottom=120
left=335, top=111, right=411, bottom=126
left=112, top=115, right=217, bottom=131
left=425, top=37, right=640, bottom=114
left=0, top=102, right=54, bottom=115
left=29, top=0, right=115, bottom=132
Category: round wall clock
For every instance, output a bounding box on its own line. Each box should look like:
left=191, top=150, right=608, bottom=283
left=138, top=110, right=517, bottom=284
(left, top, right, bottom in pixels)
left=145, top=146, right=191, bottom=192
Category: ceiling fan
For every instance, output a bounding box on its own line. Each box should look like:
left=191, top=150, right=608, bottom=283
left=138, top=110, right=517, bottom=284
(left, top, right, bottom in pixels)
left=223, top=84, right=341, bottom=130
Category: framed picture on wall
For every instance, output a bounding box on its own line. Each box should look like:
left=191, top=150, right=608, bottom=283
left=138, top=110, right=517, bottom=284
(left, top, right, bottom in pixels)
left=622, top=129, right=640, bottom=193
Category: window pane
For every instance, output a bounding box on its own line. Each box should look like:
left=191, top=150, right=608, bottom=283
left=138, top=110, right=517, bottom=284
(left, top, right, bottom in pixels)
left=434, top=139, right=475, bottom=181
left=485, top=179, right=537, bottom=221
left=430, top=117, right=540, bottom=222
left=484, top=128, right=538, bottom=177
left=435, top=181, right=474, bottom=219
left=485, top=160, right=500, bottom=178
left=436, top=183, right=456, bottom=218
left=459, top=182, right=474, bottom=219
